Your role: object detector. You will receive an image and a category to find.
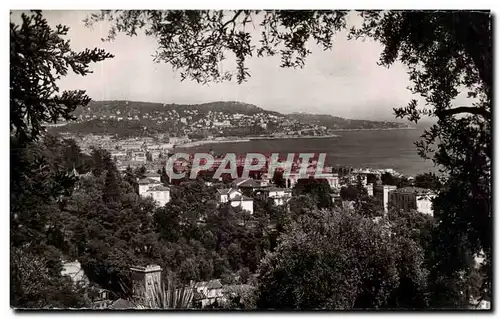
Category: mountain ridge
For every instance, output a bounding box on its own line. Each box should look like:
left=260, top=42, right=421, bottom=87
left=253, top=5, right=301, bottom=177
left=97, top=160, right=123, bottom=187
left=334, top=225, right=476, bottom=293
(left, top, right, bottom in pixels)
left=77, top=100, right=407, bottom=126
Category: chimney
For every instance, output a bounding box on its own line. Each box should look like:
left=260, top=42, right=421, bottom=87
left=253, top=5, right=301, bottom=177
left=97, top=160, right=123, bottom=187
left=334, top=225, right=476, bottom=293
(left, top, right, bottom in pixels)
left=130, top=265, right=163, bottom=305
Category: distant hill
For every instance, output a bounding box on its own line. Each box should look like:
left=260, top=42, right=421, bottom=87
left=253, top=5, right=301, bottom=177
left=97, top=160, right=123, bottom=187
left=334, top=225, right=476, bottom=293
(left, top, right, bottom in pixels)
left=73, top=100, right=281, bottom=117
left=53, top=100, right=410, bottom=137
left=286, top=112, right=410, bottom=130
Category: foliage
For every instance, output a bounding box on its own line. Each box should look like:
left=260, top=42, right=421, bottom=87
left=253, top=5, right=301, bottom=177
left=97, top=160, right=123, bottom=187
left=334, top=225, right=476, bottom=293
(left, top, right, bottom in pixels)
left=132, top=275, right=194, bottom=309
left=11, top=9, right=492, bottom=308
left=293, top=178, right=332, bottom=209
left=414, top=172, right=442, bottom=191
left=380, top=172, right=411, bottom=188
left=353, top=11, right=492, bottom=299
left=87, top=13, right=492, bottom=295
left=10, top=11, right=113, bottom=144
left=340, top=179, right=383, bottom=218
left=256, top=209, right=429, bottom=309
left=339, top=185, right=358, bottom=201
left=85, top=10, right=348, bottom=84
left=11, top=246, right=89, bottom=309
left=271, top=170, right=286, bottom=188
left=11, top=10, right=113, bottom=308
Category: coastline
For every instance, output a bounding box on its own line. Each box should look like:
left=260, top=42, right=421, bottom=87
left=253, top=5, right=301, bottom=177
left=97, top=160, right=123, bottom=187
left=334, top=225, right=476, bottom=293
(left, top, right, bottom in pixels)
left=329, top=127, right=415, bottom=132
left=249, top=134, right=339, bottom=141
left=178, top=138, right=251, bottom=148
left=176, top=128, right=414, bottom=149
left=177, top=134, right=342, bottom=148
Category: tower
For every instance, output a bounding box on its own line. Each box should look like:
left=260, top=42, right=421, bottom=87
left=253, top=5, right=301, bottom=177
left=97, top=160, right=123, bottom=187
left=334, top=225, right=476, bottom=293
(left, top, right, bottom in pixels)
left=130, top=265, right=163, bottom=304
left=373, top=181, right=397, bottom=214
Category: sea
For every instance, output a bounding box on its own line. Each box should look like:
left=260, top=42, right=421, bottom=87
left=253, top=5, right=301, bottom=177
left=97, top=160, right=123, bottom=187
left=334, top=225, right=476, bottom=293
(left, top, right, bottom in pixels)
left=177, top=127, right=438, bottom=177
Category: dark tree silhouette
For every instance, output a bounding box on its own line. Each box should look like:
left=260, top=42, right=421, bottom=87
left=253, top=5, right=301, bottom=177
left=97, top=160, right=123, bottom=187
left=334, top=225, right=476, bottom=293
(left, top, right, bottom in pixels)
left=11, top=11, right=113, bottom=144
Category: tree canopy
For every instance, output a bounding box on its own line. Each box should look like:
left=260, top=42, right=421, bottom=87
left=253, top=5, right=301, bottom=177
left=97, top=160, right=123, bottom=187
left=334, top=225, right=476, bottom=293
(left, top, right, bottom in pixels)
left=11, top=11, right=113, bottom=144
left=10, top=11, right=113, bottom=308
left=86, top=10, right=492, bottom=300
left=256, top=209, right=429, bottom=309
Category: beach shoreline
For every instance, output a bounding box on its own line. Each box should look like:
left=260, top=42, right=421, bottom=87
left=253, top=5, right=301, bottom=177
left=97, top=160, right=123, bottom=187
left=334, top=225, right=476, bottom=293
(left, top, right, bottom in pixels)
left=177, top=134, right=343, bottom=148
left=178, top=138, right=251, bottom=148
left=176, top=128, right=415, bottom=149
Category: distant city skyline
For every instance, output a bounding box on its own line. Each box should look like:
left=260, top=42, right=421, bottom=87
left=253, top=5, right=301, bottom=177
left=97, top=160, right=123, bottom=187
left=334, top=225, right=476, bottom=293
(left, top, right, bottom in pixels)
left=12, top=10, right=468, bottom=122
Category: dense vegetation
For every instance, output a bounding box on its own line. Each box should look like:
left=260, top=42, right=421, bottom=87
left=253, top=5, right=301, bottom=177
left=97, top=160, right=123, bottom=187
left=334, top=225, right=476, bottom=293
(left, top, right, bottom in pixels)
left=88, top=9, right=491, bottom=303
left=11, top=133, right=487, bottom=309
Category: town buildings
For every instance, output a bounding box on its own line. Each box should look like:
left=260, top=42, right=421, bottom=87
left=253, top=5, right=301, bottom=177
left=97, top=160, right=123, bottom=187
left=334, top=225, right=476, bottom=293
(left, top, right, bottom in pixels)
left=217, top=188, right=254, bottom=215
left=388, top=187, right=436, bottom=216
left=138, top=177, right=170, bottom=206
left=374, top=184, right=398, bottom=214
left=193, top=280, right=224, bottom=308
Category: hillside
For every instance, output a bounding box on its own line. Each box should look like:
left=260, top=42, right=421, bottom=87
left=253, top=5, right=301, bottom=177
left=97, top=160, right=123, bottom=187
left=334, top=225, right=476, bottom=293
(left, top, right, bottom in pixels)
left=72, top=100, right=280, bottom=118
left=52, top=100, right=410, bottom=138
left=286, top=112, right=410, bottom=130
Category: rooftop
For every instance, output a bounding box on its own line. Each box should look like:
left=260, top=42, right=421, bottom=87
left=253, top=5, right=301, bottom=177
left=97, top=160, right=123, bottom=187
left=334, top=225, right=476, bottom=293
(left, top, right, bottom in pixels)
left=231, top=195, right=253, bottom=201
left=144, top=171, right=161, bottom=177
left=232, top=178, right=251, bottom=187
left=137, top=177, right=161, bottom=185
left=109, top=298, right=135, bottom=309
left=391, top=187, right=435, bottom=195
left=236, top=179, right=264, bottom=188
left=147, top=185, right=170, bottom=192
left=194, top=279, right=223, bottom=290
left=130, top=264, right=163, bottom=273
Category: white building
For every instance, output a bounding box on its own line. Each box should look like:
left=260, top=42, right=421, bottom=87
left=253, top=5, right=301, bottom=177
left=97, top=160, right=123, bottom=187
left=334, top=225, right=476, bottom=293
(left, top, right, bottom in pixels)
left=325, top=174, right=340, bottom=189
left=193, top=279, right=224, bottom=308
left=144, top=171, right=162, bottom=182
left=374, top=184, right=398, bottom=214
left=144, top=185, right=171, bottom=206
left=132, top=151, right=147, bottom=163
left=150, top=150, right=162, bottom=161
left=217, top=188, right=254, bottom=215
left=388, top=187, right=437, bottom=216
left=366, top=183, right=374, bottom=196
left=138, top=177, right=162, bottom=196
left=61, top=260, right=89, bottom=286
left=267, top=187, right=292, bottom=206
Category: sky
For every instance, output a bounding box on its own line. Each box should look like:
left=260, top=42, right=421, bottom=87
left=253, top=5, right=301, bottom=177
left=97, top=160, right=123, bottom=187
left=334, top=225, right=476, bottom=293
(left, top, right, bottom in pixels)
left=12, top=10, right=465, bottom=121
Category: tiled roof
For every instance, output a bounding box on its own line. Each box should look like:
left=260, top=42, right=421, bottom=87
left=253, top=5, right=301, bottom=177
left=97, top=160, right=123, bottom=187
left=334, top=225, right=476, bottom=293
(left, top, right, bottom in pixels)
left=237, top=179, right=262, bottom=188
left=109, top=298, right=135, bottom=309
left=144, top=171, right=161, bottom=177
left=266, top=187, right=292, bottom=192
left=194, top=279, right=223, bottom=290
left=392, top=187, right=434, bottom=195
left=206, top=279, right=223, bottom=289
left=231, top=195, right=253, bottom=201
left=147, top=185, right=170, bottom=192
left=217, top=188, right=231, bottom=195
left=138, top=177, right=161, bottom=185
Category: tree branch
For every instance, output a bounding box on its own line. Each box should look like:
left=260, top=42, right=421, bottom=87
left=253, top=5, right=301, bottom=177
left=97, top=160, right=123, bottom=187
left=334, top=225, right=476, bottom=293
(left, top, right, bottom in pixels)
left=221, top=10, right=243, bottom=30
left=437, top=106, right=490, bottom=119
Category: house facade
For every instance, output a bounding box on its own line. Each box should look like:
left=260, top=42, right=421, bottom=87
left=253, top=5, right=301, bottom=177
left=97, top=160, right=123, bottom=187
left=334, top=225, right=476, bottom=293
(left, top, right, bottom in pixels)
left=261, top=187, right=292, bottom=206
left=217, top=188, right=254, bottom=214
left=144, top=171, right=162, bottom=182
left=373, top=184, right=398, bottom=214
left=144, top=185, right=171, bottom=206
left=138, top=177, right=162, bottom=195
left=388, top=187, right=436, bottom=216
left=193, top=280, right=224, bottom=308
